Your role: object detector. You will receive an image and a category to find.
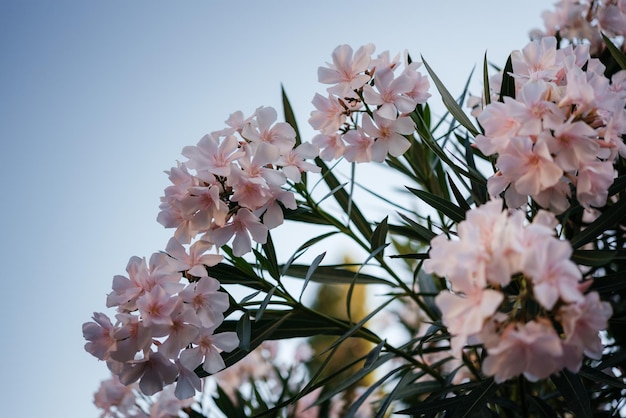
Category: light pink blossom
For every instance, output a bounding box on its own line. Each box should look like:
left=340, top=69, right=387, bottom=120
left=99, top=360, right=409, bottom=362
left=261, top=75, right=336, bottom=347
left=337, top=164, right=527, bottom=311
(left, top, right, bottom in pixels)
left=318, top=44, right=375, bottom=97
left=482, top=320, right=564, bottom=383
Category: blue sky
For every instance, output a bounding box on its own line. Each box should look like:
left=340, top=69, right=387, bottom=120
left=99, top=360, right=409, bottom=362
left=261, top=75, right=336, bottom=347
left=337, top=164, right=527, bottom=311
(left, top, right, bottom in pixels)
left=0, top=1, right=549, bottom=416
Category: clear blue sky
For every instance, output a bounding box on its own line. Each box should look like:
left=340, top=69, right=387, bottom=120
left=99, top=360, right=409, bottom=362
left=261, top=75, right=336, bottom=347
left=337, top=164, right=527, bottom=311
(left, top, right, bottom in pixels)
left=0, top=1, right=549, bottom=416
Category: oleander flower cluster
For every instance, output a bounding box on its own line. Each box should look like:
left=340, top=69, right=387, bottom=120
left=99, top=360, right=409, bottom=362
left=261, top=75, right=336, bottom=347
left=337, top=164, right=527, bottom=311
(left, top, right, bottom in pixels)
left=158, top=106, right=321, bottom=256
left=474, top=36, right=626, bottom=213
left=310, top=44, right=430, bottom=163
left=424, top=198, right=613, bottom=383
left=84, top=106, right=323, bottom=401
left=83, top=243, right=239, bottom=400
left=530, top=0, right=626, bottom=54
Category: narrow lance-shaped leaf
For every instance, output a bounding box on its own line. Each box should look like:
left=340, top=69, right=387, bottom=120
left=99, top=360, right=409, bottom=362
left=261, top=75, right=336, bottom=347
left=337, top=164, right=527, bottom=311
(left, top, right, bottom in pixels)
left=281, top=231, right=338, bottom=276
left=447, top=173, right=471, bottom=212
left=316, top=157, right=373, bottom=239
left=421, top=57, right=480, bottom=136
left=550, top=370, right=592, bottom=417
left=281, top=85, right=301, bottom=145
left=570, top=196, right=626, bottom=248
left=236, top=311, right=251, bottom=352
left=499, top=54, right=516, bottom=100
left=602, top=33, right=626, bottom=71
left=255, top=286, right=276, bottom=321
left=262, top=230, right=280, bottom=280
left=395, top=212, right=437, bottom=243
left=282, top=264, right=394, bottom=286
left=407, top=186, right=466, bottom=223
left=299, top=251, right=326, bottom=302
left=370, top=216, right=389, bottom=256
left=483, top=51, right=491, bottom=107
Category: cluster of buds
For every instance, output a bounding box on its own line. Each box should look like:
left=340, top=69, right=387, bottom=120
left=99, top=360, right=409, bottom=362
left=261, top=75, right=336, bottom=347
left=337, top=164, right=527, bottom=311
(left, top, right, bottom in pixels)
left=474, top=36, right=626, bottom=213
left=424, top=199, right=612, bottom=383
left=310, top=44, right=430, bottom=163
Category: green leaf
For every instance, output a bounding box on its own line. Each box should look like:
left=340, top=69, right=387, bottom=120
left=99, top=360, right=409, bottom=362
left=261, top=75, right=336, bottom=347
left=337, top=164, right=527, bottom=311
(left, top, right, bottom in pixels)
left=407, top=186, right=466, bottom=223
left=262, top=230, right=280, bottom=280
left=417, top=270, right=442, bottom=320
left=447, top=173, right=471, bottom=212
left=570, top=196, right=626, bottom=249
left=364, top=340, right=385, bottom=370
left=602, top=33, right=626, bottom=71
left=198, top=310, right=380, bottom=378
left=550, top=370, right=592, bottom=417
left=239, top=290, right=261, bottom=304
left=527, top=396, right=558, bottom=418
left=316, top=157, right=372, bottom=239
left=281, top=231, right=338, bottom=276
left=312, top=352, right=397, bottom=407
left=483, top=52, right=491, bottom=107
left=456, top=378, right=497, bottom=417
left=281, top=85, right=301, bottom=146
left=370, top=216, right=389, bottom=255
left=590, top=270, right=626, bottom=295
left=395, top=212, right=437, bottom=243
left=236, top=311, right=251, bottom=351
left=499, top=54, right=516, bottom=100
left=347, top=366, right=406, bottom=418
left=213, top=384, right=247, bottom=418
left=255, top=286, right=275, bottom=321
left=283, top=206, right=334, bottom=226
left=579, top=365, right=626, bottom=389
left=411, top=109, right=487, bottom=188
left=208, top=263, right=270, bottom=292
left=299, top=251, right=326, bottom=301
left=282, top=264, right=393, bottom=285
left=421, top=57, right=480, bottom=136
left=571, top=249, right=617, bottom=266
left=395, top=395, right=464, bottom=415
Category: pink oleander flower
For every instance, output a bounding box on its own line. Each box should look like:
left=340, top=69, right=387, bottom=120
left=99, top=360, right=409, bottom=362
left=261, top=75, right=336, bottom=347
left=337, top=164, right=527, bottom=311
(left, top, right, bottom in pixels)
left=277, top=142, right=321, bottom=183
left=342, top=128, right=374, bottom=163
left=309, top=93, right=348, bottom=135
left=149, top=384, right=195, bottom=417
left=312, top=133, right=345, bottom=161
left=136, top=286, right=178, bottom=328
left=109, top=312, right=153, bottom=363
left=83, top=312, right=117, bottom=361
left=241, top=106, right=296, bottom=154
left=118, top=350, right=178, bottom=396
left=511, top=36, right=561, bottom=83
left=208, top=208, right=269, bottom=257
left=522, top=238, right=583, bottom=310
left=93, top=375, right=137, bottom=418
left=318, top=44, right=375, bottom=97
left=491, top=136, right=563, bottom=198
left=362, top=66, right=418, bottom=119
left=361, top=113, right=414, bottom=162
left=173, top=359, right=202, bottom=400
left=182, top=133, right=244, bottom=178
left=157, top=300, right=201, bottom=359
left=482, top=320, right=564, bottom=383
left=179, top=326, right=239, bottom=375
left=558, top=291, right=613, bottom=362
left=107, top=254, right=185, bottom=312
left=164, top=237, right=223, bottom=279
left=179, top=276, right=229, bottom=328
left=435, top=287, right=503, bottom=356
